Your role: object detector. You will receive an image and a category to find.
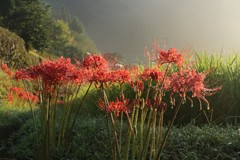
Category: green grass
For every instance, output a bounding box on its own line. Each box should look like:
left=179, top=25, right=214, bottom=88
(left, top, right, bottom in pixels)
left=194, top=51, right=240, bottom=124
left=163, top=124, right=240, bottom=159
left=6, top=117, right=240, bottom=159
left=0, top=105, right=32, bottom=126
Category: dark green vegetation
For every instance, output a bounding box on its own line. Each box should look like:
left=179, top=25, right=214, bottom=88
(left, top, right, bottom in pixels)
left=4, top=115, right=240, bottom=159
left=0, top=0, right=96, bottom=59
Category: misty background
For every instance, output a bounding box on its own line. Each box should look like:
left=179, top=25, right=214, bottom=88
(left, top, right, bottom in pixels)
left=46, top=0, right=240, bottom=63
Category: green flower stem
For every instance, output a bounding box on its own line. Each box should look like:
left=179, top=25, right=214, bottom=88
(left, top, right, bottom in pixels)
left=156, top=111, right=164, bottom=147
left=119, top=112, right=123, bottom=153
left=70, top=82, right=92, bottom=132
left=132, top=106, right=139, bottom=159
left=51, top=85, right=61, bottom=148
left=22, top=80, right=40, bottom=157
left=139, top=107, right=146, bottom=157
left=102, top=89, right=115, bottom=160
left=124, top=108, right=136, bottom=160
left=154, top=97, right=183, bottom=160
left=149, top=109, right=157, bottom=159
left=57, top=92, right=71, bottom=149
left=146, top=79, right=152, bottom=101
left=138, top=108, right=153, bottom=160
left=110, top=113, right=121, bottom=160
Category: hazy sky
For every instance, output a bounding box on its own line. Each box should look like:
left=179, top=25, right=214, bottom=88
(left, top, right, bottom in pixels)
left=48, top=0, right=240, bottom=63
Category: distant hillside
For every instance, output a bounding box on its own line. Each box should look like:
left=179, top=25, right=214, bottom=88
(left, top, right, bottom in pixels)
left=44, top=0, right=147, bottom=63
left=45, top=0, right=240, bottom=64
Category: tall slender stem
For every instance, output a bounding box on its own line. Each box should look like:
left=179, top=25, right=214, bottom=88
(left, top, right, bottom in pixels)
left=154, top=97, right=183, bottom=160
left=70, top=82, right=92, bottom=130
left=22, top=80, right=39, bottom=156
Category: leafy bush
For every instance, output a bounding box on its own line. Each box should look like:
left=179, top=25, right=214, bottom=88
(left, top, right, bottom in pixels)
left=0, top=27, right=29, bottom=68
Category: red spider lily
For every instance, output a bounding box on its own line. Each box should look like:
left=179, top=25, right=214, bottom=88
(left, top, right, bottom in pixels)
left=72, top=68, right=92, bottom=84
left=170, top=69, right=221, bottom=109
left=91, top=70, right=111, bottom=88
left=131, top=79, right=144, bottom=93
left=82, top=54, right=108, bottom=70
left=97, top=98, right=130, bottom=117
left=1, top=64, right=12, bottom=77
left=97, top=98, right=105, bottom=110
left=29, top=94, right=39, bottom=103
left=18, top=92, right=28, bottom=100
left=90, top=69, right=131, bottom=88
left=8, top=87, right=39, bottom=104
left=107, top=98, right=130, bottom=117
left=7, top=94, right=13, bottom=103
left=109, top=69, right=131, bottom=85
left=9, top=87, right=22, bottom=93
left=156, top=48, right=184, bottom=66
left=15, top=57, right=75, bottom=82
left=141, top=68, right=165, bottom=81
left=15, top=57, right=77, bottom=94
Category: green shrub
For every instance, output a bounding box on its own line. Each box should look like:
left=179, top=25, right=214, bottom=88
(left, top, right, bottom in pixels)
left=0, top=27, right=29, bottom=68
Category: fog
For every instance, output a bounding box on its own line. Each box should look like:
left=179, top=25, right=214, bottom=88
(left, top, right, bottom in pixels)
left=47, top=0, right=240, bottom=63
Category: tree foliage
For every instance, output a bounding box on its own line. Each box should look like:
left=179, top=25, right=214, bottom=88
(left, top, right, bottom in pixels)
left=47, top=20, right=73, bottom=55
left=0, top=0, right=16, bottom=17
left=5, top=0, right=52, bottom=51
left=0, top=0, right=97, bottom=60
left=48, top=8, right=97, bottom=60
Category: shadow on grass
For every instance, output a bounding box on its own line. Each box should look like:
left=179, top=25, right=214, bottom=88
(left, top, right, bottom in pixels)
left=0, top=105, right=33, bottom=158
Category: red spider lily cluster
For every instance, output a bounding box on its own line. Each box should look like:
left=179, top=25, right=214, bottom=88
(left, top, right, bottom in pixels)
left=8, top=87, right=39, bottom=104
left=82, top=54, right=108, bottom=70
left=1, top=64, right=12, bottom=77
left=98, top=98, right=130, bottom=117
left=8, top=48, right=220, bottom=116
left=142, top=68, right=165, bottom=81
left=95, top=47, right=220, bottom=116
left=7, top=94, right=13, bottom=103
left=157, top=48, right=184, bottom=66
left=170, top=69, right=221, bottom=109
left=15, top=57, right=76, bottom=83
left=2, top=47, right=221, bottom=159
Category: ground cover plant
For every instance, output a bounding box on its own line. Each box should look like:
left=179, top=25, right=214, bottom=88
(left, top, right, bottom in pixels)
left=7, top=121, right=240, bottom=159
left=0, top=44, right=226, bottom=159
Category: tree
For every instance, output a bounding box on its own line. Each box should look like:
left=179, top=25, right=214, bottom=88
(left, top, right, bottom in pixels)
left=48, top=8, right=97, bottom=59
left=6, top=0, right=52, bottom=51
left=0, top=0, right=16, bottom=17
left=48, top=19, right=73, bottom=55
left=69, top=17, right=84, bottom=34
